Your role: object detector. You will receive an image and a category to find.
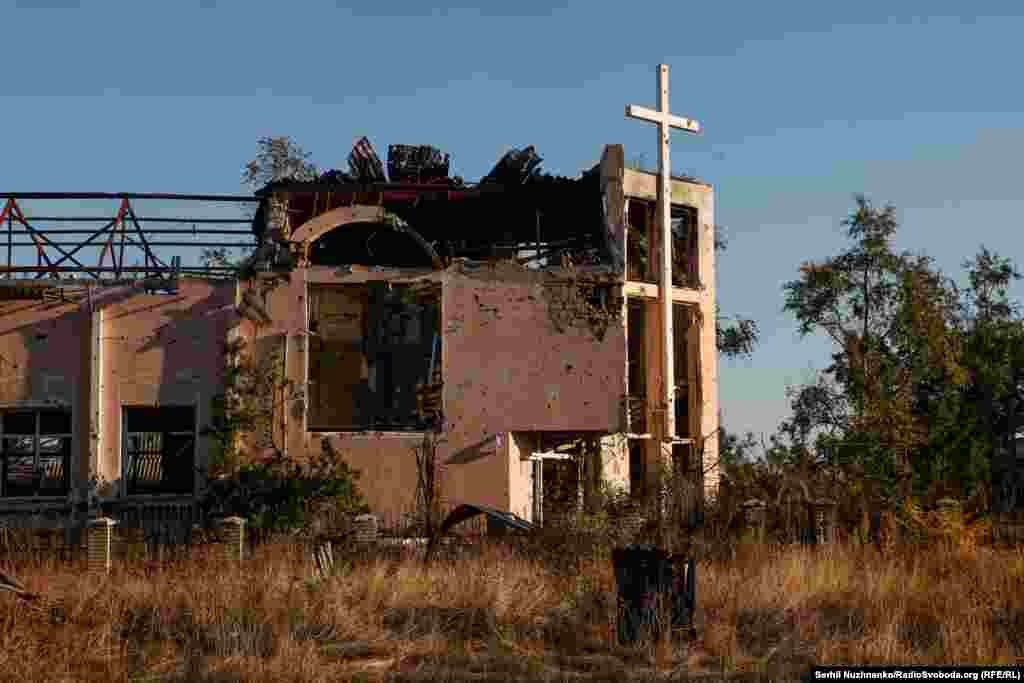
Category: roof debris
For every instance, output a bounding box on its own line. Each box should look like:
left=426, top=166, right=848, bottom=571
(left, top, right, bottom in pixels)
left=388, top=144, right=451, bottom=185
left=348, top=136, right=387, bottom=183
left=254, top=137, right=610, bottom=272
left=481, top=145, right=543, bottom=185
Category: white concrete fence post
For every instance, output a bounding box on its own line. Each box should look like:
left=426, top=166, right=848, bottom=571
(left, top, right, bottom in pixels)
left=218, top=516, right=246, bottom=561
left=814, top=498, right=838, bottom=545
left=353, top=514, right=379, bottom=544
left=88, top=517, right=117, bottom=573
left=742, top=499, right=767, bottom=543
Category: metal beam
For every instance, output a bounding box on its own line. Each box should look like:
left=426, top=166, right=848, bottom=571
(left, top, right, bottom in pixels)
left=0, top=241, right=253, bottom=247
left=1, top=192, right=258, bottom=202
left=23, top=217, right=252, bottom=225
left=0, top=266, right=237, bottom=273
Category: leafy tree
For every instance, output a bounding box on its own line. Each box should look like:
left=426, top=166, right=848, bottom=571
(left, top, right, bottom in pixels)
left=914, top=247, right=1024, bottom=503
left=781, top=196, right=933, bottom=501
left=718, top=423, right=759, bottom=466
left=780, top=194, right=1024, bottom=509
left=199, top=245, right=244, bottom=273
left=242, top=136, right=319, bottom=189
left=714, top=224, right=760, bottom=359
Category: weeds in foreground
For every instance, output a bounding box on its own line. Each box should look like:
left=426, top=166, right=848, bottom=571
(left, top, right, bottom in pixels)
left=0, top=509, right=1021, bottom=682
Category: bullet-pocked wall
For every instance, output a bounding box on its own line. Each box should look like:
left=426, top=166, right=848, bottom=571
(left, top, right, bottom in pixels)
left=443, top=262, right=627, bottom=525
left=98, top=279, right=236, bottom=497
left=248, top=259, right=629, bottom=524
left=0, top=278, right=234, bottom=511
left=442, top=262, right=625, bottom=434
left=0, top=293, right=88, bottom=505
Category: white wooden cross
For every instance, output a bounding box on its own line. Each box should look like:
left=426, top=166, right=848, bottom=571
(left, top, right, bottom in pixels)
left=625, top=63, right=701, bottom=443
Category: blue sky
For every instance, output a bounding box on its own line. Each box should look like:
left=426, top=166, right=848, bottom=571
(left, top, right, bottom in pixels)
left=2, top=1, right=1023, bottom=450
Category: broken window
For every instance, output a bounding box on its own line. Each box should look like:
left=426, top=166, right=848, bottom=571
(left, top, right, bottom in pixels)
left=626, top=300, right=648, bottom=434
left=673, top=304, right=693, bottom=439
left=123, top=406, right=196, bottom=496
left=625, top=200, right=700, bottom=288
left=629, top=440, right=646, bottom=500
left=0, top=410, right=71, bottom=497
left=671, top=205, right=699, bottom=289
left=308, top=282, right=441, bottom=431
left=627, top=200, right=654, bottom=283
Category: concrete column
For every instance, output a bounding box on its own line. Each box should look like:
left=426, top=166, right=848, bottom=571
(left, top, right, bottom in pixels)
left=285, top=272, right=308, bottom=463
left=532, top=459, right=544, bottom=526
left=88, top=517, right=117, bottom=573
left=697, top=196, right=719, bottom=503
left=88, top=306, right=104, bottom=492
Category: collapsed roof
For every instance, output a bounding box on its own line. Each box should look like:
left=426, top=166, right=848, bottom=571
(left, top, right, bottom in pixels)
left=251, top=138, right=608, bottom=270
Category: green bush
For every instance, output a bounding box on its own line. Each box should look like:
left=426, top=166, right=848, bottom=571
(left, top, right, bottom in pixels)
left=198, top=438, right=369, bottom=535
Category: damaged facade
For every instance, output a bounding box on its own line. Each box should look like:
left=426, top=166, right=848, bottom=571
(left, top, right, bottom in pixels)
left=0, top=140, right=719, bottom=533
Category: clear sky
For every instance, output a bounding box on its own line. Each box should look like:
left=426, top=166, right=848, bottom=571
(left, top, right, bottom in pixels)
left=2, top=1, right=1023, bottom=450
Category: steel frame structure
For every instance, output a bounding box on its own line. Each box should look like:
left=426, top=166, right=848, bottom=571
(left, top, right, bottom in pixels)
left=0, top=193, right=259, bottom=280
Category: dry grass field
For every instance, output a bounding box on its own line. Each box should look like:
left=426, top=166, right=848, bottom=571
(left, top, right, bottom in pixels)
left=0, top=509, right=1021, bottom=682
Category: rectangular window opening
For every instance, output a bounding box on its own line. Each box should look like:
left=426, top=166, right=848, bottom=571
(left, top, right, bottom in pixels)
left=626, top=200, right=699, bottom=288
left=671, top=205, right=700, bottom=289
left=626, top=300, right=647, bottom=434
left=627, top=200, right=655, bottom=284
left=673, top=304, right=692, bottom=439
left=123, top=406, right=196, bottom=496
left=672, top=441, right=703, bottom=528
left=629, top=439, right=646, bottom=500
left=308, top=282, right=441, bottom=432
left=1, top=409, right=72, bottom=498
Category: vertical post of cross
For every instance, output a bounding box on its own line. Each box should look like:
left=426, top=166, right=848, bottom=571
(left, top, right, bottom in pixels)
left=625, top=65, right=702, bottom=446
left=656, top=65, right=675, bottom=447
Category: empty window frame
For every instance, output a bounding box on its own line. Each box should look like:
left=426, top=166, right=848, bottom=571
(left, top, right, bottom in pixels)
left=308, top=282, right=441, bottom=431
left=628, top=439, right=646, bottom=500
left=625, top=200, right=700, bottom=288
left=123, top=406, right=196, bottom=495
left=627, top=201, right=654, bottom=283
left=673, top=303, right=693, bottom=439
left=0, top=410, right=71, bottom=497
left=672, top=441, right=703, bottom=528
left=626, top=300, right=648, bottom=434
left=671, top=205, right=700, bottom=289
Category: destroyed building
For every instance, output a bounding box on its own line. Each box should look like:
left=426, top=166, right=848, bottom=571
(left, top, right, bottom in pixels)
left=0, top=139, right=719, bottom=535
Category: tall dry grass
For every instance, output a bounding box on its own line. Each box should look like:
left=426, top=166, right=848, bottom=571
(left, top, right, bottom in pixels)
left=0, top=509, right=1021, bottom=682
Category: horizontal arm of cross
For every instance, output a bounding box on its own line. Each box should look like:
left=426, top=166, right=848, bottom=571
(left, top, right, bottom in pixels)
left=625, top=104, right=701, bottom=134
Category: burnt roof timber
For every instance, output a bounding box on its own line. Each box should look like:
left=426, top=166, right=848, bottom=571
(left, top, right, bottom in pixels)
left=254, top=182, right=510, bottom=198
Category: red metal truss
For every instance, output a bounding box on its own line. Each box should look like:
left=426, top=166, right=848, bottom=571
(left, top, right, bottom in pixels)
left=0, top=193, right=259, bottom=280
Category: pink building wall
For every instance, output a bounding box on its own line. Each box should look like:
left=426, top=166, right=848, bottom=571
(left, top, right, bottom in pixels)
left=239, top=262, right=628, bottom=523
